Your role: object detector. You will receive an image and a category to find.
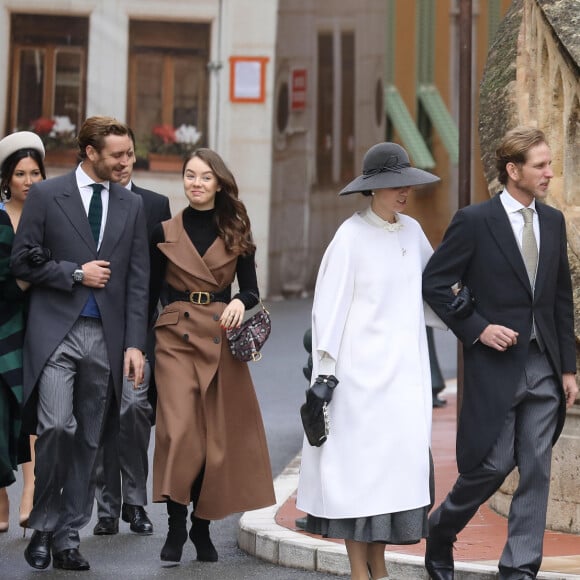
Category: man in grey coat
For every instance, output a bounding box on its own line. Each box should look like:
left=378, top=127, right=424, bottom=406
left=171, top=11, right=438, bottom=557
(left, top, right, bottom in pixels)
left=12, top=116, right=149, bottom=571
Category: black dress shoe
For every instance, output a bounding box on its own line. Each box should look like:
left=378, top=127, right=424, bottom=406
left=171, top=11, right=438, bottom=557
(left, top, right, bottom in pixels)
left=122, top=503, right=153, bottom=535
left=24, top=530, right=53, bottom=569
left=432, top=394, right=448, bottom=408
left=425, top=536, right=454, bottom=580
left=52, top=548, right=90, bottom=570
left=93, top=517, right=119, bottom=535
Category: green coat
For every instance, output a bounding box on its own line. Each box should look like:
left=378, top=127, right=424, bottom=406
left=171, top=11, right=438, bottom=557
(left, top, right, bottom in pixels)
left=0, top=207, right=26, bottom=486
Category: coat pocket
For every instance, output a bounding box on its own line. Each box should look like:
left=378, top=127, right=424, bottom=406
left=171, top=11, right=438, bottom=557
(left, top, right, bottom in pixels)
left=155, top=309, right=180, bottom=328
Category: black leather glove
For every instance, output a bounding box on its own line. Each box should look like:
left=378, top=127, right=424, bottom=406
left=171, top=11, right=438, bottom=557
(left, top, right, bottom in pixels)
left=24, top=246, right=51, bottom=267
left=447, top=285, right=474, bottom=319
left=309, top=374, right=339, bottom=403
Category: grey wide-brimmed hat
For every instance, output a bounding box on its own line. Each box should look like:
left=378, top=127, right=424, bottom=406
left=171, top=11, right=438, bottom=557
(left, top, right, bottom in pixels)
left=0, top=131, right=45, bottom=172
left=339, top=142, right=440, bottom=195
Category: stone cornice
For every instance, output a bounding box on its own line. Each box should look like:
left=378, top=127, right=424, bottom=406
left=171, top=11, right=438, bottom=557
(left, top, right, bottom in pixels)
left=537, top=0, right=580, bottom=71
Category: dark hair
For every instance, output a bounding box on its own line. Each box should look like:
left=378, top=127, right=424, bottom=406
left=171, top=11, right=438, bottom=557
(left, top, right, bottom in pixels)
left=0, top=149, right=46, bottom=200
left=495, top=126, right=547, bottom=185
left=77, top=116, right=131, bottom=160
left=183, top=148, right=256, bottom=256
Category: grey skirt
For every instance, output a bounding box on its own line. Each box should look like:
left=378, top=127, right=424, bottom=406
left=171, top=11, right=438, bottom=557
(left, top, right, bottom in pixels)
left=304, top=449, right=434, bottom=544
left=304, top=505, right=429, bottom=544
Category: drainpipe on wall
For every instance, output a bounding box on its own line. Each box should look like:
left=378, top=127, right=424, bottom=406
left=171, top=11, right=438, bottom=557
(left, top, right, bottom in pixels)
left=208, top=0, right=224, bottom=149
left=456, top=0, right=473, bottom=418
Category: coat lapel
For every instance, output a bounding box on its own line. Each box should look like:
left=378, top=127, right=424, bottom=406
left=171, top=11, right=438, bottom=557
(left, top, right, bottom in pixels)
left=533, top=202, right=555, bottom=301
left=159, top=212, right=220, bottom=287
left=485, top=195, right=532, bottom=296
left=54, top=173, right=95, bottom=252
left=99, top=184, right=129, bottom=256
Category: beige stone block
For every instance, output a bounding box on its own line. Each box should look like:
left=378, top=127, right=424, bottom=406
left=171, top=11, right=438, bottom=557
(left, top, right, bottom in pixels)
left=237, top=527, right=256, bottom=555
left=315, top=545, right=350, bottom=576
left=278, top=538, right=317, bottom=570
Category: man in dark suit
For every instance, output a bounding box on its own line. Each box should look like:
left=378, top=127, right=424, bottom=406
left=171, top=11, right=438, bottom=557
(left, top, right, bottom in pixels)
left=12, top=116, right=149, bottom=571
left=422, top=126, right=577, bottom=580
left=92, top=129, right=171, bottom=537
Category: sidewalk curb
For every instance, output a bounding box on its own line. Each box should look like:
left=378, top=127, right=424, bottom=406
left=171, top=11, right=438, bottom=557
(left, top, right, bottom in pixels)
left=238, top=451, right=580, bottom=579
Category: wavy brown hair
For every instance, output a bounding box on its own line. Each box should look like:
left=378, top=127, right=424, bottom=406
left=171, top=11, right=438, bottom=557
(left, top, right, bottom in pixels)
left=183, top=148, right=256, bottom=256
left=495, top=126, right=547, bottom=186
left=77, top=116, right=131, bottom=160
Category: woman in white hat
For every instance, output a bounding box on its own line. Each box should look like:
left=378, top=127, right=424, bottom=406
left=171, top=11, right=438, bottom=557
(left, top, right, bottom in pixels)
left=297, top=142, right=441, bottom=580
left=0, top=131, right=46, bottom=534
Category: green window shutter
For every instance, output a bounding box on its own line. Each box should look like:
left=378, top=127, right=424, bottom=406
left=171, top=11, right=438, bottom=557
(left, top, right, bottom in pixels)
left=417, top=0, right=435, bottom=84
left=384, top=84, right=436, bottom=169
left=417, top=84, right=459, bottom=164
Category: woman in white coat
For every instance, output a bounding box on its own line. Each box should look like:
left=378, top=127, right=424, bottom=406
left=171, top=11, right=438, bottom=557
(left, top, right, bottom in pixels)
left=297, top=142, right=440, bottom=580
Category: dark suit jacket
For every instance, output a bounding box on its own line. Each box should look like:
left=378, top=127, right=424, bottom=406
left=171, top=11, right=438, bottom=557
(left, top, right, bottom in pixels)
left=11, top=171, right=150, bottom=428
left=130, top=182, right=171, bottom=419
left=422, top=194, right=576, bottom=473
left=131, top=183, right=171, bottom=242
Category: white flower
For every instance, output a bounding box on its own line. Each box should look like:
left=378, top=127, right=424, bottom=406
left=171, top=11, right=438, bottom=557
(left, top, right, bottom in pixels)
left=175, top=124, right=202, bottom=145
left=50, top=116, right=76, bottom=136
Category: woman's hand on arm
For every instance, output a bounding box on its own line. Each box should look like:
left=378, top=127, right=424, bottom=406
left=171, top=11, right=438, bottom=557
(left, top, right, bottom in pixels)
left=15, top=279, right=30, bottom=291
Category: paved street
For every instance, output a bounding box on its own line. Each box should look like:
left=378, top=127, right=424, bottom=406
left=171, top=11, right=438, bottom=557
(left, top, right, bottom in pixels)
left=0, top=296, right=457, bottom=579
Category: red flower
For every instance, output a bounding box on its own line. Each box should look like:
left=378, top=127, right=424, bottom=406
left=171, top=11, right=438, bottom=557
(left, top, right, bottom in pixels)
left=152, top=124, right=176, bottom=144
left=31, top=117, right=56, bottom=135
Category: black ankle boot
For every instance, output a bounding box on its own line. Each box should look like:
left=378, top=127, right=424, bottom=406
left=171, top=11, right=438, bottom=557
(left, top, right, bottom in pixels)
left=189, top=515, right=218, bottom=562
left=160, top=500, right=188, bottom=562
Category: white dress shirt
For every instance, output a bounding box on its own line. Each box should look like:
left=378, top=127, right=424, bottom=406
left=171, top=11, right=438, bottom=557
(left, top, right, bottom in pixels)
left=75, top=164, right=110, bottom=250
left=499, top=189, right=540, bottom=252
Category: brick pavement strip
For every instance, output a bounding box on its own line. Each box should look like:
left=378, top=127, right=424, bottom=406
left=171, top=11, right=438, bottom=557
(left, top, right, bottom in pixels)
left=238, top=388, right=580, bottom=580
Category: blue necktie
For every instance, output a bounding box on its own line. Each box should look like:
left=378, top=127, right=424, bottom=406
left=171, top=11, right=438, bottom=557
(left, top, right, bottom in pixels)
left=88, top=183, right=103, bottom=246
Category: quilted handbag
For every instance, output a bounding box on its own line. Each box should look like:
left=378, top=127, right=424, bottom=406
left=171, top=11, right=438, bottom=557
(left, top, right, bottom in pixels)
left=226, top=301, right=271, bottom=362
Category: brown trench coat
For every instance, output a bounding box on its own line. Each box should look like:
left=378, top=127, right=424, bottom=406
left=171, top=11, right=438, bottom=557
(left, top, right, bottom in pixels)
left=152, top=214, right=275, bottom=519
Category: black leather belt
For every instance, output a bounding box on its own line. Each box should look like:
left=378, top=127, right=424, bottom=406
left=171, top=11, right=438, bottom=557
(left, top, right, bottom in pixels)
left=166, top=286, right=230, bottom=305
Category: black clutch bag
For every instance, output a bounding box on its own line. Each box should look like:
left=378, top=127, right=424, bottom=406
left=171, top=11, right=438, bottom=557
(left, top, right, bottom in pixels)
left=300, top=374, right=339, bottom=447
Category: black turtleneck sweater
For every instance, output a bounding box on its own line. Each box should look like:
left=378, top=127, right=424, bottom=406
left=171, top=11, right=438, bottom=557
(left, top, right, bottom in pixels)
left=149, top=206, right=259, bottom=315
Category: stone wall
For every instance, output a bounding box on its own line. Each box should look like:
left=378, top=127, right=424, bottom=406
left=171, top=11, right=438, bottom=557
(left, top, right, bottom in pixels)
left=479, top=0, right=580, bottom=533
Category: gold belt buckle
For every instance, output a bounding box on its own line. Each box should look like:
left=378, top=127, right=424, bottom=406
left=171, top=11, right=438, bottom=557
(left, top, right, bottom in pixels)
left=189, top=291, right=211, bottom=305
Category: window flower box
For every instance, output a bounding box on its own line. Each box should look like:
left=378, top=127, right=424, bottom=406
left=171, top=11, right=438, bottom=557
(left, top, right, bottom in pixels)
left=146, top=124, right=202, bottom=172
left=31, top=116, right=78, bottom=167
left=147, top=152, right=184, bottom=173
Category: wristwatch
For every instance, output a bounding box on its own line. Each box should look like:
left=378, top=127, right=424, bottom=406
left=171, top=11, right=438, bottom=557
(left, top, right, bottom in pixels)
left=72, top=269, right=84, bottom=284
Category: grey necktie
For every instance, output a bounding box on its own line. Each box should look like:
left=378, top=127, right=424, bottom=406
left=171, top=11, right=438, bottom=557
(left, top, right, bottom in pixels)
left=520, top=207, right=538, bottom=288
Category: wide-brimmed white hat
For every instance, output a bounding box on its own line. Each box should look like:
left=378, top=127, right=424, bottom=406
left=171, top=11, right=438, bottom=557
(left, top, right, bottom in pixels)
left=339, top=142, right=439, bottom=195
left=0, top=131, right=45, bottom=172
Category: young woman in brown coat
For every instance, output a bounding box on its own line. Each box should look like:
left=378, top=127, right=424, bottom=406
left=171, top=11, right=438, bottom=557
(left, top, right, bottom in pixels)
left=149, top=148, right=275, bottom=564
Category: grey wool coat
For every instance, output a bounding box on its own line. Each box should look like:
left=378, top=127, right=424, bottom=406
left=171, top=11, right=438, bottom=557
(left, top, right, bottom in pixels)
left=11, top=170, right=149, bottom=430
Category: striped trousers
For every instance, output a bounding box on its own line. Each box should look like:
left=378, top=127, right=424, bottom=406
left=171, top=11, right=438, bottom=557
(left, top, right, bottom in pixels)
left=428, top=341, right=560, bottom=580
left=28, top=317, right=112, bottom=552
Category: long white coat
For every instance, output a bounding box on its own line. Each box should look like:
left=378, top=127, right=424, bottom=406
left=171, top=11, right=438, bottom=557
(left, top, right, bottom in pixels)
left=297, top=208, right=434, bottom=519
